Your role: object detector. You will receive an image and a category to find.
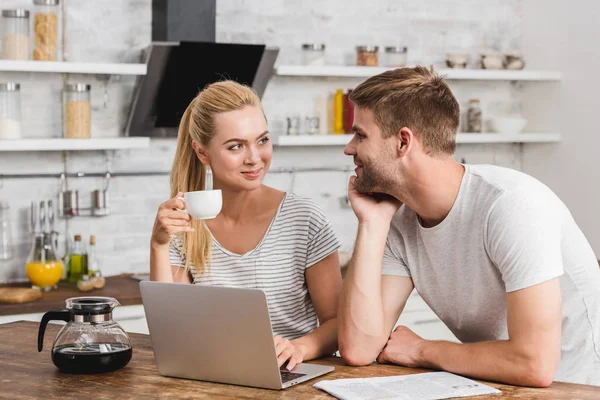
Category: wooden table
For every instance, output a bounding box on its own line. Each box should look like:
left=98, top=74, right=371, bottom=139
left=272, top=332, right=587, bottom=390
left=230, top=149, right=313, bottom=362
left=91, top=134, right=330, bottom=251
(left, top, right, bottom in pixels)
left=1, top=322, right=599, bottom=399
left=0, top=274, right=143, bottom=316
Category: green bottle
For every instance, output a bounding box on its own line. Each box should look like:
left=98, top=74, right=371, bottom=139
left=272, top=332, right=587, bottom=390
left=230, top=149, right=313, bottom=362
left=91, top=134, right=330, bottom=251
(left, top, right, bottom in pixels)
left=67, top=234, right=87, bottom=283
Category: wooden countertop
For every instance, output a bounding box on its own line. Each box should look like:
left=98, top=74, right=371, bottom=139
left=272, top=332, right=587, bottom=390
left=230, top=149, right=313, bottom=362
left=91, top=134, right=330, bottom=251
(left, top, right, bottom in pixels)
left=0, top=274, right=143, bottom=316
left=2, top=321, right=599, bottom=399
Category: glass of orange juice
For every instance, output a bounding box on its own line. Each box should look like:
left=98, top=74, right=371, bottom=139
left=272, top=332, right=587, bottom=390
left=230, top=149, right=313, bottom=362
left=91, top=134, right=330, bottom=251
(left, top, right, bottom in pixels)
left=26, top=260, right=63, bottom=291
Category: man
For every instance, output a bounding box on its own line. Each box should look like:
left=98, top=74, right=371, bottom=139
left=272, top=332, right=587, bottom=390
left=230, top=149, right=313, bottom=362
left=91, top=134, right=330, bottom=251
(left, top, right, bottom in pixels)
left=338, top=66, right=600, bottom=387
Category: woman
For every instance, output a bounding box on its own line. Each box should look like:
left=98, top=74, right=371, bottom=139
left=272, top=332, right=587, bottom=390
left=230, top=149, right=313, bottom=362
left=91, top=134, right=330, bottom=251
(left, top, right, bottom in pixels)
left=150, top=80, right=342, bottom=371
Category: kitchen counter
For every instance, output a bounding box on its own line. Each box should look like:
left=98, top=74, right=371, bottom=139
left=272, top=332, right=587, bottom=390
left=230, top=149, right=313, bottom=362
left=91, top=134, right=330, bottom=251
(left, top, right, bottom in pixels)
left=0, top=274, right=143, bottom=316
left=2, top=321, right=599, bottom=399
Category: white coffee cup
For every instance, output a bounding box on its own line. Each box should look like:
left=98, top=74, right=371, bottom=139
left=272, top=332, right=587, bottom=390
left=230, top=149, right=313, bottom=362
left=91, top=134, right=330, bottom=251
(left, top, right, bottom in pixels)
left=182, top=189, right=222, bottom=220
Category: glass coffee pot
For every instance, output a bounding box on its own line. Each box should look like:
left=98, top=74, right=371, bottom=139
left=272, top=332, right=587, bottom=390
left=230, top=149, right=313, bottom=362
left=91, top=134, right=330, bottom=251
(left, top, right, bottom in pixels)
left=38, top=297, right=133, bottom=373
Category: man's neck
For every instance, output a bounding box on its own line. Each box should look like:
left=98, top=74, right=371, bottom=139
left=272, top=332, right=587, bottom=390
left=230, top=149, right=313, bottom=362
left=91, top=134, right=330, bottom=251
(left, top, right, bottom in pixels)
left=395, top=158, right=465, bottom=228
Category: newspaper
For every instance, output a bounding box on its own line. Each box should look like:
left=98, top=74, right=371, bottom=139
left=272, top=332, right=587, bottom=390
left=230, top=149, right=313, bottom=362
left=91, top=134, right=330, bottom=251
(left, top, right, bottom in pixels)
left=313, top=371, right=501, bottom=400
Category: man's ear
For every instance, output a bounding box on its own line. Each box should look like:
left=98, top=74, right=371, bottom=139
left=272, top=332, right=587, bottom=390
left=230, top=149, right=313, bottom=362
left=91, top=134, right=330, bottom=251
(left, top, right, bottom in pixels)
left=395, top=127, right=414, bottom=157
left=191, top=140, right=209, bottom=165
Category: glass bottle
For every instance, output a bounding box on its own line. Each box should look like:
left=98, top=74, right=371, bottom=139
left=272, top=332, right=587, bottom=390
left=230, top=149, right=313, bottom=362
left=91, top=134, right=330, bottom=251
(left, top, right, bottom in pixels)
left=87, top=235, right=98, bottom=275
left=63, top=83, right=91, bottom=138
left=1, top=9, right=30, bottom=60
left=32, top=0, right=62, bottom=61
left=67, top=234, right=87, bottom=283
left=466, top=99, right=482, bottom=133
left=0, top=200, right=13, bottom=260
left=334, top=89, right=344, bottom=134
left=0, top=82, right=22, bottom=139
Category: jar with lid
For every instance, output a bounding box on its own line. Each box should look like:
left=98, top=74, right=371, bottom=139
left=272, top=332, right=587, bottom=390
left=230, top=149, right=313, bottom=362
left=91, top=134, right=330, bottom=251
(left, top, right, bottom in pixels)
left=32, top=0, right=62, bottom=61
left=356, top=46, right=379, bottom=66
left=466, top=99, right=482, bottom=133
left=0, top=200, right=14, bottom=261
left=383, top=46, right=407, bottom=68
left=302, top=44, right=326, bottom=66
left=1, top=10, right=30, bottom=60
left=63, top=83, right=91, bottom=138
left=0, top=83, right=22, bottom=139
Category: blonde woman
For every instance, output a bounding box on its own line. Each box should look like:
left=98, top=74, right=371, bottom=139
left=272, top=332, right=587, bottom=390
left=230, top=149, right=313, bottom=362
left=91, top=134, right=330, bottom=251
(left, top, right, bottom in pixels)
left=150, top=81, right=342, bottom=371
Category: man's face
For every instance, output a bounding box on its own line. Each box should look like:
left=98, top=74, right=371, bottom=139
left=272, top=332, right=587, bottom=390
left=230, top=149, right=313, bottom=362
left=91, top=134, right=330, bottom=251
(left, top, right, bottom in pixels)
left=343, top=107, right=398, bottom=194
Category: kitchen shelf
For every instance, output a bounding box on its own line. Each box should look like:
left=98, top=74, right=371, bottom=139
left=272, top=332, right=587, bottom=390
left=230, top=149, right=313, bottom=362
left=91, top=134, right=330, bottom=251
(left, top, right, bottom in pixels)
left=275, top=133, right=561, bottom=146
left=275, top=65, right=562, bottom=81
left=0, top=60, right=147, bottom=75
left=0, top=138, right=150, bottom=151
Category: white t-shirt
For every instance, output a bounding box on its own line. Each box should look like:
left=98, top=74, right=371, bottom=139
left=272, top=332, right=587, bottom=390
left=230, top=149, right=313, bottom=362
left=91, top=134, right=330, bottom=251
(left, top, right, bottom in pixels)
left=170, top=193, right=341, bottom=339
left=383, top=164, right=600, bottom=385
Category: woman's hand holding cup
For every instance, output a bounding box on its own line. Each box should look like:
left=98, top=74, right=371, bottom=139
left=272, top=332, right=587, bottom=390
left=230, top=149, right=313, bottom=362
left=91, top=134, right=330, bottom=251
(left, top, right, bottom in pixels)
left=151, top=192, right=195, bottom=247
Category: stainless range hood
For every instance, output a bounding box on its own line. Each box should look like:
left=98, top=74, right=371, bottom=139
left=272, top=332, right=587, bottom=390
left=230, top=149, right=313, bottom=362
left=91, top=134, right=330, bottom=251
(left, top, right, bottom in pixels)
left=125, top=41, right=279, bottom=137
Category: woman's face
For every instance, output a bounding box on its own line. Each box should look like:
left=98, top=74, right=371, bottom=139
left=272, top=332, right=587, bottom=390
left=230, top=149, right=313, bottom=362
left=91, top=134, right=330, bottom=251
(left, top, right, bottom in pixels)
left=196, top=105, right=271, bottom=191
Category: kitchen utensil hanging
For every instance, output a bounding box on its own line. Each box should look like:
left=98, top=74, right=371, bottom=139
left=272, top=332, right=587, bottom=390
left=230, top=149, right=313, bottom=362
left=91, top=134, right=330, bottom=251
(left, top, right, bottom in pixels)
left=57, top=172, right=111, bottom=218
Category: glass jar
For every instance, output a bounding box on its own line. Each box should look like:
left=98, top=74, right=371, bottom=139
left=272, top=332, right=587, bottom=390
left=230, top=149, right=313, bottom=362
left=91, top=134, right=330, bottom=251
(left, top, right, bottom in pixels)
left=33, top=0, right=61, bottom=61
left=0, top=200, right=13, bottom=261
left=301, top=43, right=325, bottom=66
left=1, top=9, right=30, bottom=60
left=0, top=83, right=22, bottom=139
left=63, top=83, right=91, bottom=138
left=383, top=46, right=407, bottom=68
left=356, top=46, right=378, bottom=66
left=466, top=99, right=482, bottom=133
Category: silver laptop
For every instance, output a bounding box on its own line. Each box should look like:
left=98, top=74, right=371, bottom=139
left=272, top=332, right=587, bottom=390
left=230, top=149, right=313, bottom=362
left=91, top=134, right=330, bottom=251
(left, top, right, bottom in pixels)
left=140, top=281, right=334, bottom=389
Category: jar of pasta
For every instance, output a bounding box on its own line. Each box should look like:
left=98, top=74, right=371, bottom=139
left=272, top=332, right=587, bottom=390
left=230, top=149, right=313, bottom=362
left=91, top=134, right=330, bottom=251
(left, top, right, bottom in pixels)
left=1, top=10, right=30, bottom=60
left=63, top=83, right=91, bottom=139
left=33, top=0, right=61, bottom=61
left=356, top=46, right=379, bottom=66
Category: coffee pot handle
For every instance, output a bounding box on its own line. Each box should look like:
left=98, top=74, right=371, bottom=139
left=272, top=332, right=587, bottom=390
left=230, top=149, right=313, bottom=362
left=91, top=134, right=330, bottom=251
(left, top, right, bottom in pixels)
left=38, top=310, right=71, bottom=352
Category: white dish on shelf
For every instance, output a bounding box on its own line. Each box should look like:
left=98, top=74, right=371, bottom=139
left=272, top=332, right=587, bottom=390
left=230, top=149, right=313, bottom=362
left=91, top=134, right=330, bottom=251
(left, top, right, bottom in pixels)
left=489, top=117, right=527, bottom=134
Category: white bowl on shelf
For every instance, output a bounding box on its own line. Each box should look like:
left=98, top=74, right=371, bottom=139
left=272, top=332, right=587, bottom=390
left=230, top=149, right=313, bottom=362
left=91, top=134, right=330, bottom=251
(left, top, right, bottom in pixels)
left=489, top=117, right=527, bottom=134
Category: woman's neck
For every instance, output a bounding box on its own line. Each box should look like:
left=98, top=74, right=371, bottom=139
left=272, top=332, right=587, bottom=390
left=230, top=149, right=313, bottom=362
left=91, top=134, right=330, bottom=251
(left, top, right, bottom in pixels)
left=212, top=183, right=269, bottom=224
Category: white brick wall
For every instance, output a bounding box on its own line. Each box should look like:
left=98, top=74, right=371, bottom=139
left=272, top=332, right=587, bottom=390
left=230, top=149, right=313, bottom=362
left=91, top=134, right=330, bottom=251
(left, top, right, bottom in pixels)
left=0, top=0, right=525, bottom=282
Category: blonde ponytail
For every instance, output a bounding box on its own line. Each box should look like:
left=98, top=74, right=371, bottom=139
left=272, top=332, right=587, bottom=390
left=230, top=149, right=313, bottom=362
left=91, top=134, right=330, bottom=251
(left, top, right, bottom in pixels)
left=169, top=81, right=262, bottom=276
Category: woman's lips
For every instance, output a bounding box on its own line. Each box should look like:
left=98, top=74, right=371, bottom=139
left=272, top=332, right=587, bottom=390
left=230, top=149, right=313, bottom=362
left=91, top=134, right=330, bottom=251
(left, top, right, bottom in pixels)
left=241, top=168, right=263, bottom=179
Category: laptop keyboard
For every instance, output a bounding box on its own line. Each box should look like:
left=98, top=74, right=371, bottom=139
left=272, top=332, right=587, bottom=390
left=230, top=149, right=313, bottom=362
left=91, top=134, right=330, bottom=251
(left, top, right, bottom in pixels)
left=280, top=370, right=307, bottom=383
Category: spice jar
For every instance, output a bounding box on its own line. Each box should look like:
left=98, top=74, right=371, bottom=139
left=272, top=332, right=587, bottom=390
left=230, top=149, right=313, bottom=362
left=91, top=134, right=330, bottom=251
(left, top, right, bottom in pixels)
left=1, top=10, right=30, bottom=60
left=301, top=43, right=326, bottom=66
left=63, top=83, right=91, bottom=139
left=0, top=83, right=22, bottom=139
left=33, top=0, right=61, bottom=61
left=466, top=99, right=482, bottom=133
left=383, top=46, right=407, bottom=68
left=356, top=46, right=378, bottom=66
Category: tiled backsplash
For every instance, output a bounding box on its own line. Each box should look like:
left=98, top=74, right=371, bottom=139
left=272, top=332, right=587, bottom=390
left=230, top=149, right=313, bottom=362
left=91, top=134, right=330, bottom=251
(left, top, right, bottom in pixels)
left=0, top=0, right=523, bottom=282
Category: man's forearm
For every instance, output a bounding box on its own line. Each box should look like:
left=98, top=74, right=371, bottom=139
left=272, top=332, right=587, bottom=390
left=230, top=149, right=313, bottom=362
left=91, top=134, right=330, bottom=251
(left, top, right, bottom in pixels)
left=339, top=221, right=390, bottom=364
left=419, top=339, right=557, bottom=387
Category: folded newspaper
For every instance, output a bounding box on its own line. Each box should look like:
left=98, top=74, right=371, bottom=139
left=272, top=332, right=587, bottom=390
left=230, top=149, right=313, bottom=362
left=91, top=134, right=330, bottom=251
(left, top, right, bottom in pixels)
left=313, top=371, right=501, bottom=400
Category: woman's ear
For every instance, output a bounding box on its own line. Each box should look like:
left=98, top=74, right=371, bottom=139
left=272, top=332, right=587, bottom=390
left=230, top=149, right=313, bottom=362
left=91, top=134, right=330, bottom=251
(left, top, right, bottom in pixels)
left=191, top=140, right=209, bottom=165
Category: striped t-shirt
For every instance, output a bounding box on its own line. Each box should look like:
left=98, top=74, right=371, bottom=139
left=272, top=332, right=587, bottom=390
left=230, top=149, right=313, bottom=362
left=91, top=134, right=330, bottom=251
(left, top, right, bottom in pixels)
left=169, top=193, right=340, bottom=339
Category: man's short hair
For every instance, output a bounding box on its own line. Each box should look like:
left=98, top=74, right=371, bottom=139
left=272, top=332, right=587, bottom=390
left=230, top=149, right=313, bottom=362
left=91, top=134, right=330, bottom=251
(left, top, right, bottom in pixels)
left=349, top=66, right=460, bottom=155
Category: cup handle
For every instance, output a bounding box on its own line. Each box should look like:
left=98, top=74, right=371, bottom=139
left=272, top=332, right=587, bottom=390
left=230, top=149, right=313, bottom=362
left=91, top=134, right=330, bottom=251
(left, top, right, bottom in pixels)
left=175, top=196, right=186, bottom=212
